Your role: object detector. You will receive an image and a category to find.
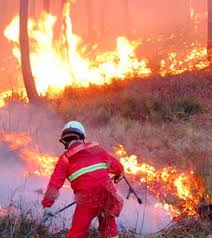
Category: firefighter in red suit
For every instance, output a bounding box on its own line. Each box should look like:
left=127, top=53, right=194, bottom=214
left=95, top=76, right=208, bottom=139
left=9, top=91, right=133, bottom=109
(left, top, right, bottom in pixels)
left=42, top=121, right=124, bottom=238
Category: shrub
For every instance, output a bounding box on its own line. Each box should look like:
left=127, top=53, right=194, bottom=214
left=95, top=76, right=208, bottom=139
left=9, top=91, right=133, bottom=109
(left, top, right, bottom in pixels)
left=91, top=103, right=112, bottom=127
left=170, top=96, right=202, bottom=117
left=120, top=93, right=202, bottom=123
left=121, top=93, right=143, bottom=120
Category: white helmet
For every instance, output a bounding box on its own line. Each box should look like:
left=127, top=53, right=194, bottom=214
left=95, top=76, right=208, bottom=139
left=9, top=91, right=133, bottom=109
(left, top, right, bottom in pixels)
left=60, top=121, right=86, bottom=146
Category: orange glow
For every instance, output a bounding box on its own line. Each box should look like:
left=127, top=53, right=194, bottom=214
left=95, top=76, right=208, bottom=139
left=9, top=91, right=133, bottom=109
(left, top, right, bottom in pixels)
left=0, top=205, right=8, bottom=217
left=0, top=89, right=28, bottom=108
left=115, top=144, right=206, bottom=218
left=2, top=3, right=209, bottom=106
left=0, top=133, right=208, bottom=218
left=1, top=133, right=57, bottom=176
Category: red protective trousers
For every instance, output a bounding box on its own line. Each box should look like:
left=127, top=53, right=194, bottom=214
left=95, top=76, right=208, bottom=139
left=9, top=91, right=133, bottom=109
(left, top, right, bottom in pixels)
left=67, top=204, right=117, bottom=238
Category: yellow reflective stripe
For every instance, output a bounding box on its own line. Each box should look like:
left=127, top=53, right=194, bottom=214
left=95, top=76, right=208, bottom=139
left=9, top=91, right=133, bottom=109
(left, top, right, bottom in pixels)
left=68, top=163, right=107, bottom=182
left=112, top=236, right=118, bottom=238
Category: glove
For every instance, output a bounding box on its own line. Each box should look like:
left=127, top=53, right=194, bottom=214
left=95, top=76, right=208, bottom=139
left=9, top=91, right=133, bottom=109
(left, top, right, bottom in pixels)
left=114, top=172, right=124, bottom=184
left=43, top=207, right=54, bottom=218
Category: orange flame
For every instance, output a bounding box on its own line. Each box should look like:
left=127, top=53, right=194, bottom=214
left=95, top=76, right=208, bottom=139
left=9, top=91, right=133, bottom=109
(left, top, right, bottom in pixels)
left=115, top=144, right=206, bottom=218
left=2, top=3, right=209, bottom=104
left=1, top=133, right=57, bottom=176
left=0, top=133, right=208, bottom=218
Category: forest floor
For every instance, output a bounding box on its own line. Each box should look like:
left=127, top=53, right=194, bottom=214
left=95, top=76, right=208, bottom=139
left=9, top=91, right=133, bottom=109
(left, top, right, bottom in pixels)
left=0, top=70, right=212, bottom=237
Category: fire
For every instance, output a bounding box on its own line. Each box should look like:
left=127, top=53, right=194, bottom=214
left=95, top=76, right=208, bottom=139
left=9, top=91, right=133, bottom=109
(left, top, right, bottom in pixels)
left=0, top=133, right=208, bottom=218
left=115, top=144, right=206, bottom=218
left=1, top=133, right=57, bottom=176
left=0, top=89, right=27, bottom=108
left=2, top=3, right=209, bottom=104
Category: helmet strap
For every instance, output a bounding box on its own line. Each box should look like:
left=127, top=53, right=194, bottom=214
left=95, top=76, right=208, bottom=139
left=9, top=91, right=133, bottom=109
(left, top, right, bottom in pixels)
left=60, top=138, right=84, bottom=149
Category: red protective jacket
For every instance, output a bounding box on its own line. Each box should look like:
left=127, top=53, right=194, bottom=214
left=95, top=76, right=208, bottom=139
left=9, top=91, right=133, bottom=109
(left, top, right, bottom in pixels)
left=42, top=142, right=124, bottom=216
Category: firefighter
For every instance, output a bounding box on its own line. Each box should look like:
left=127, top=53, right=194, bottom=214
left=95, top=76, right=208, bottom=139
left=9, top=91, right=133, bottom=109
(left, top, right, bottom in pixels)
left=42, top=121, right=124, bottom=238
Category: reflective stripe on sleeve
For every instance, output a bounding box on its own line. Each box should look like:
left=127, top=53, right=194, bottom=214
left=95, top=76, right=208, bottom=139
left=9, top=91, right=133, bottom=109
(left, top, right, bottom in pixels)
left=68, top=163, right=107, bottom=182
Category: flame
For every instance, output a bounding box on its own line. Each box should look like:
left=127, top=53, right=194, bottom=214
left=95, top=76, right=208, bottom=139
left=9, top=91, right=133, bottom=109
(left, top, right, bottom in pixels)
left=1, top=133, right=57, bottom=176
left=2, top=3, right=209, bottom=104
left=0, top=89, right=27, bottom=109
left=0, top=133, right=208, bottom=218
left=115, top=144, right=206, bottom=218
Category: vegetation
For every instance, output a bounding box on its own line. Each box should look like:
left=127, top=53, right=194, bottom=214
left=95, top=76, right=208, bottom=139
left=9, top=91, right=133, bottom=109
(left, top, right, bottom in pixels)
left=1, top=71, right=211, bottom=237
left=0, top=210, right=211, bottom=238
left=54, top=72, right=208, bottom=124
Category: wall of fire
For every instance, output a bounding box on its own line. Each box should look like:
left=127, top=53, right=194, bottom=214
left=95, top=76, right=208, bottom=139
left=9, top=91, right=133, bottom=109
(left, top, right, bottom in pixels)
left=0, top=0, right=209, bottom=89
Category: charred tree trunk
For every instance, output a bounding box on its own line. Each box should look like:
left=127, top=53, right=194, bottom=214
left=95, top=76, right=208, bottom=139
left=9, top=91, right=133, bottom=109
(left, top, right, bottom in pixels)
left=208, top=0, right=212, bottom=62
left=43, top=0, right=50, bottom=13
left=20, top=0, right=39, bottom=101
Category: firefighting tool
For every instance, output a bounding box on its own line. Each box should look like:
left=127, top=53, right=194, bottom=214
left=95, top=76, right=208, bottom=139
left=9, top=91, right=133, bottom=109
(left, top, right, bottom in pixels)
left=24, top=177, right=140, bottom=238
left=60, top=121, right=85, bottom=148
left=22, top=201, right=76, bottom=238
left=124, top=175, right=142, bottom=204
left=114, top=172, right=124, bottom=184
left=113, top=174, right=142, bottom=204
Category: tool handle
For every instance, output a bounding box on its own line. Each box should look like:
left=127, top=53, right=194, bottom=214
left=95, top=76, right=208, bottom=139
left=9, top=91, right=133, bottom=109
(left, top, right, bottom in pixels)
left=126, top=188, right=133, bottom=199
left=55, top=201, right=76, bottom=215
left=123, top=176, right=142, bottom=204
left=22, top=201, right=76, bottom=238
left=23, top=227, right=38, bottom=238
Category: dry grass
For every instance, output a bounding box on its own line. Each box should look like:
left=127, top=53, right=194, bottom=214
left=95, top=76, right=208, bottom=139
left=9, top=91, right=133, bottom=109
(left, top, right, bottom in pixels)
left=1, top=71, right=211, bottom=237
left=53, top=72, right=212, bottom=193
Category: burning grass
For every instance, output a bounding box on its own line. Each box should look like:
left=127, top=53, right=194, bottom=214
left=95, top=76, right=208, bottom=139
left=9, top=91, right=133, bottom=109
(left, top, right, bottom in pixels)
left=53, top=72, right=212, bottom=202
left=0, top=72, right=211, bottom=236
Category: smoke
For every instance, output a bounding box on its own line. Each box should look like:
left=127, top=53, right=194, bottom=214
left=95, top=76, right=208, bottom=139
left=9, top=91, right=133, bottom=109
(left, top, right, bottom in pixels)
left=0, top=102, right=171, bottom=235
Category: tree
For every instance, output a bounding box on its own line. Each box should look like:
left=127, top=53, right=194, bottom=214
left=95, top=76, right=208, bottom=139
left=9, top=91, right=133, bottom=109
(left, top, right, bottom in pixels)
left=19, top=0, right=39, bottom=101
left=208, top=0, right=212, bottom=62
left=43, top=0, right=50, bottom=13
left=30, top=0, right=36, bottom=18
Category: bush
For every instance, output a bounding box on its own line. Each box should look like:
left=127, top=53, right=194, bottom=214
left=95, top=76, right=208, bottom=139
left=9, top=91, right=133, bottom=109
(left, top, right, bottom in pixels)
left=120, top=93, right=202, bottom=123
left=51, top=73, right=206, bottom=126
left=170, top=96, right=202, bottom=117
left=121, top=93, right=143, bottom=120
left=91, top=103, right=112, bottom=127
left=0, top=216, right=51, bottom=238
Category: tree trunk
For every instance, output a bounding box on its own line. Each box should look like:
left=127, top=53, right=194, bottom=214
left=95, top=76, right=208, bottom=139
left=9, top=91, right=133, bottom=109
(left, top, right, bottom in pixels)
left=19, top=0, right=39, bottom=101
left=43, top=0, right=50, bottom=13
left=208, top=0, right=212, bottom=62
